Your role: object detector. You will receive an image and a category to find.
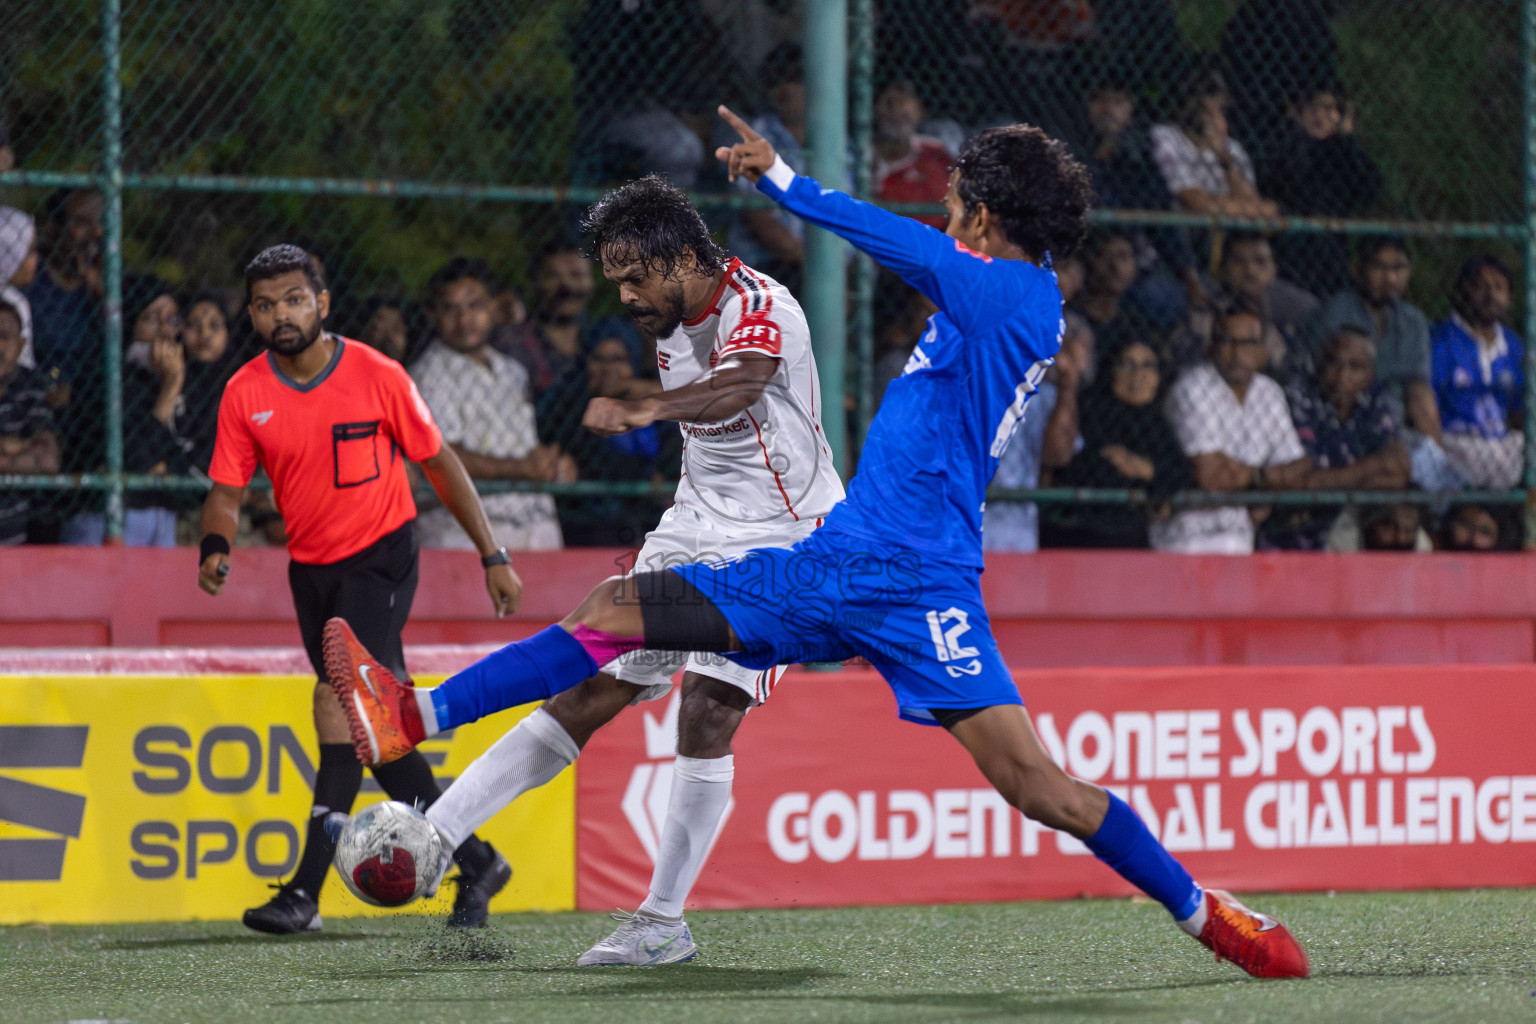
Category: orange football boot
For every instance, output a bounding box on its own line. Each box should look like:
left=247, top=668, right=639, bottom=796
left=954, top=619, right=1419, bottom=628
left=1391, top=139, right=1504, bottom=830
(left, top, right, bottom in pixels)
left=323, top=617, right=426, bottom=765
left=1194, top=889, right=1310, bottom=979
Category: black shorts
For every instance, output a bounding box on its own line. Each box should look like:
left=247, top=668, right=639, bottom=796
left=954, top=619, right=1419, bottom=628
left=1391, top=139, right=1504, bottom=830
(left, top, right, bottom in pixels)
left=289, top=520, right=418, bottom=681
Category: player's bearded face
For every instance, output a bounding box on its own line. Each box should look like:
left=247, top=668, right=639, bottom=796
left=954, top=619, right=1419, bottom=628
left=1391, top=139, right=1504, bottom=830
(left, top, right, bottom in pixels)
left=265, top=308, right=323, bottom=355
left=625, top=284, right=687, bottom=338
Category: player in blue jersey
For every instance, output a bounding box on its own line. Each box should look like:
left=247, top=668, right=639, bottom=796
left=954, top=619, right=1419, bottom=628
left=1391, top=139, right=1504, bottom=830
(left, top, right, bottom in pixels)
left=326, top=108, right=1310, bottom=979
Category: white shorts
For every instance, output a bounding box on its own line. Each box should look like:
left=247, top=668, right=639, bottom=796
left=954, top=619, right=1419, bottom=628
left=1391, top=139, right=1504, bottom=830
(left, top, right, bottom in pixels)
left=603, top=502, right=824, bottom=706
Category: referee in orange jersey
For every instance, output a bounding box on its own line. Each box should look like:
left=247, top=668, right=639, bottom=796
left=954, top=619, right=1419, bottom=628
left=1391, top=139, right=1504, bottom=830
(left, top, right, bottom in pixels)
left=199, top=244, right=519, bottom=933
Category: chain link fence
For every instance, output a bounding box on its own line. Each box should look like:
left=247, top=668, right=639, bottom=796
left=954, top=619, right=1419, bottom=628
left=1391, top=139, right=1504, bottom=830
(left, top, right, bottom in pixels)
left=0, top=0, right=1531, bottom=553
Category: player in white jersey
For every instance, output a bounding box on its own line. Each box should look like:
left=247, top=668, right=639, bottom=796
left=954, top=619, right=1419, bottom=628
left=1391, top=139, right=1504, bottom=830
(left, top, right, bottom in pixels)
left=422, top=175, right=843, bottom=964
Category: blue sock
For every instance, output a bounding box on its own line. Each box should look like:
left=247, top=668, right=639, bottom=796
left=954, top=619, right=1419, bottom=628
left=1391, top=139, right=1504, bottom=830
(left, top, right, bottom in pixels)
left=431, top=625, right=599, bottom=730
left=1083, top=792, right=1203, bottom=921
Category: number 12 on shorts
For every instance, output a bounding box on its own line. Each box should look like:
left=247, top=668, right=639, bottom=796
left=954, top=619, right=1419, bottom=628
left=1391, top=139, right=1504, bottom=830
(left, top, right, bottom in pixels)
left=925, top=607, right=983, bottom=678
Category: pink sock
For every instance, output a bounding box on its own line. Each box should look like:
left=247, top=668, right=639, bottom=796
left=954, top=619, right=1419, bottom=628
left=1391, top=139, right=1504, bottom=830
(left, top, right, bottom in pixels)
left=570, top=623, right=646, bottom=665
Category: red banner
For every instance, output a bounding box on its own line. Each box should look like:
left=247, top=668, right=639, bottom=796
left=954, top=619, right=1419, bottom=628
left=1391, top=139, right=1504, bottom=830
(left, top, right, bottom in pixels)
left=576, top=665, right=1536, bottom=910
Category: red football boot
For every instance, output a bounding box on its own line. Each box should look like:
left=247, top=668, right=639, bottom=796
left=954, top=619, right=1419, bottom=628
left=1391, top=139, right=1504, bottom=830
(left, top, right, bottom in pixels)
left=1193, top=889, right=1311, bottom=979
left=323, top=617, right=426, bottom=765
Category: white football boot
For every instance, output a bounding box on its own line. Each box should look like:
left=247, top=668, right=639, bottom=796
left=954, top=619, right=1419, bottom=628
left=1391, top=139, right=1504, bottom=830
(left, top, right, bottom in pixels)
left=577, top=910, right=698, bottom=966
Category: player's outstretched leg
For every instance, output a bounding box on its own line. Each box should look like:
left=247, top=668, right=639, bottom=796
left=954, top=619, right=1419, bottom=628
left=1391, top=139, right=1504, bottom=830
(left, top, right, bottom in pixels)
left=947, top=706, right=1309, bottom=979
left=325, top=574, right=683, bottom=764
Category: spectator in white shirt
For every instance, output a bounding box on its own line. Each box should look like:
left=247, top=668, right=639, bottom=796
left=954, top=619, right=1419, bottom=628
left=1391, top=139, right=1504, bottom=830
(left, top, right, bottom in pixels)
left=1150, top=70, right=1279, bottom=221
left=1153, top=302, right=1311, bottom=553
left=410, top=258, right=574, bottom=550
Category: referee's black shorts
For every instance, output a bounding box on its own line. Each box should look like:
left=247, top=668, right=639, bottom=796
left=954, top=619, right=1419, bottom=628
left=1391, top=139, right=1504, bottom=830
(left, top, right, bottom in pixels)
left=289, top=520, right=418, bottom=682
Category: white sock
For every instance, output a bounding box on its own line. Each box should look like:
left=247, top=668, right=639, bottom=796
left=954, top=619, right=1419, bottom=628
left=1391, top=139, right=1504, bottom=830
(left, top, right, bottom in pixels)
left=414, top=687, right=440, bottom=737
left=638, top=754, right=734, bottom=921
left=1176, top=886, right=1209, bottom=936
left=425, top=707, right=578, bottom=850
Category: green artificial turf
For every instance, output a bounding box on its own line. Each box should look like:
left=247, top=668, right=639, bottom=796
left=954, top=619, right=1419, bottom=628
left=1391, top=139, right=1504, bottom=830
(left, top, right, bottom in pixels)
left=3, top=890, right=1534, bottom=1024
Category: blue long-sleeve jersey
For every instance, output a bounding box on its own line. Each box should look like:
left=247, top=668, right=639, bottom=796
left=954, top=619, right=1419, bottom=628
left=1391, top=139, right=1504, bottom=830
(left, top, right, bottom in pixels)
left=757, top=159, right=1064, bottom=570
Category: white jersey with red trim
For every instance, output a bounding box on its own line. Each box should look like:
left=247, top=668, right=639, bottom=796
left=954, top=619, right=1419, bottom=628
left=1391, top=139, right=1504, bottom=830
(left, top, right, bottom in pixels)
left=656, top=258, right=844, bottom=529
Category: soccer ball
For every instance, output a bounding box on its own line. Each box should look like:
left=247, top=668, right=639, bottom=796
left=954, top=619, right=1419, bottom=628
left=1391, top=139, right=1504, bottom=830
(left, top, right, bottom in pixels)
left=332, top=801, right=445, bottom=907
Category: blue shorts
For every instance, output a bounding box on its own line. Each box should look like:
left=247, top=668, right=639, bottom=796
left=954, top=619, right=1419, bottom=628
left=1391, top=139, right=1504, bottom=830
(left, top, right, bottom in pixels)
left=668, top=528, right=1022, bottom=725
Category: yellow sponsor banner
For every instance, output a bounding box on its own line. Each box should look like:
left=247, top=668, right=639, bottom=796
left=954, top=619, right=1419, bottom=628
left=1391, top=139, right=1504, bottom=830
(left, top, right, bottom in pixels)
left=0, top=674, right=573, bottom=924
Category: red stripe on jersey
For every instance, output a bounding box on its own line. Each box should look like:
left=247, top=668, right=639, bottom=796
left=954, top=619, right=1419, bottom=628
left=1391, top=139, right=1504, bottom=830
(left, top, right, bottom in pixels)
left=683, top=257, right=740, bottom=327
left=745, top=408, right=798, bottom=521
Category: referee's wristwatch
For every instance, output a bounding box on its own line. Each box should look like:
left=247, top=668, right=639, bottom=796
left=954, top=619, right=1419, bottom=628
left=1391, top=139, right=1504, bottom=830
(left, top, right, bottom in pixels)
left=480, top=547, right=511, bottom=569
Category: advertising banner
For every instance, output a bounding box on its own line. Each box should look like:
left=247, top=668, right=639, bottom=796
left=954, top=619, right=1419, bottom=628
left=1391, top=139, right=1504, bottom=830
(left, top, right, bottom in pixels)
left=577, top=665, right=1536, bottom=910
left=0, top=672, right=573, bottom=924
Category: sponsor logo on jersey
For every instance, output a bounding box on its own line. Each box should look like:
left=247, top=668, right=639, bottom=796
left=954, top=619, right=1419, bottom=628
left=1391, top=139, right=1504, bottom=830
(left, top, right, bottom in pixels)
left=251, top=410, right=274, bottom=426
left=683, top=417, right=752, bottom=439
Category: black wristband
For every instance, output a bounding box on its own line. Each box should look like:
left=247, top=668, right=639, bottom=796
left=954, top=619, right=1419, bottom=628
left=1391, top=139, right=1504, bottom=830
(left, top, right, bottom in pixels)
left=200, top=533, right=231, bottom=563
left=481, top=546, right=510, bottom=569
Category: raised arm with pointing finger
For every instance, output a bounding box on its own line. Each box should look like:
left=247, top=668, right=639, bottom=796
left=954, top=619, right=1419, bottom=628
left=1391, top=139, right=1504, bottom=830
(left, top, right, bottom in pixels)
left=714, top=104, right=1040, bottom=339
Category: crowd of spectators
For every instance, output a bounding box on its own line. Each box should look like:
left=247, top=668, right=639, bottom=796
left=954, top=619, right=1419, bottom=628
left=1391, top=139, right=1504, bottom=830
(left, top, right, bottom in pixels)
left=0, top=0, right=1525, bottom=554
left=0, top=189, right=679, bottom=551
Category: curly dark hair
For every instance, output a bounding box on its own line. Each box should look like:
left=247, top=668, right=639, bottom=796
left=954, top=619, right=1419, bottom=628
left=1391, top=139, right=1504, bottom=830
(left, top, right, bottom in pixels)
left=953, top=125, right=1094, bottom=261
left=582, top=174, right=728, bottom=280
left=244, top=243, right=326, bottom=301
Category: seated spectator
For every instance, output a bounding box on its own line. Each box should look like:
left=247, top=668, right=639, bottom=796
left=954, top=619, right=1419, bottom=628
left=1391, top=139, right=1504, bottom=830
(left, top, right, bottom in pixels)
left=0, top=297, right=59, bottom=544
left=1041, top=337, right=1193, bottom=548
left=411, top=258, right=570, bottom=551
left=1154, top=303, right=1311, bottom=553
left=981, top=330, right=1084, bottom=553
left=1260, top=82, right=1385, bottom=297
left=1362, top=503, right=1432, bottom=552
left=60, top=276, right=190, bottom=546
left=1436, top=503, right=1517, bottom=552
left=24, top=189, right=104, bottom=404
left=1150, top=70, right=1279, bottom=221
left=538, top=329, right=680, bottom=547
left=1067, top=74, right=1204, bottom=327
left=1432, top=256, right=1525, bottom=489
left=871, top=81, right=955, bottom=229
left=0, top=206, right=39, bottom=372
left=498, top=240, right=622, bottom=396
left=1309, top=236, right=1442, bottom=446
left=1165, top=232, right=1317, bottom=381
left=1218, top=231, right=1318, bottom=347
left=179, top=291, right=245, bottom=474
left=1265, top=327, right=1410, bottom=550
left=357, top=296, right=412, bottom=364
left=1069, top=228, right=1158, bottom=360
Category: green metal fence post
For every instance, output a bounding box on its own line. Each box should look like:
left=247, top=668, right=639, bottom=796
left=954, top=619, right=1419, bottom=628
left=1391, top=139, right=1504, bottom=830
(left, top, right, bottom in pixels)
left=1523, top=0, right=1536, bottom=546
left=804, top=0, right=849, bottom=479
left=849, top=0, right=876, bottom=462
left=100, top=0, right=125, bottom=541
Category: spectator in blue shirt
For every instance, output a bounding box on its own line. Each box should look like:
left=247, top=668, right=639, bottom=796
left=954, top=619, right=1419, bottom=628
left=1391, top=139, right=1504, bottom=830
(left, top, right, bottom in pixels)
left=1432, top=255, right=1526, bottom=489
